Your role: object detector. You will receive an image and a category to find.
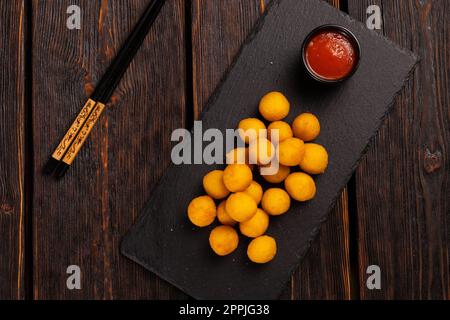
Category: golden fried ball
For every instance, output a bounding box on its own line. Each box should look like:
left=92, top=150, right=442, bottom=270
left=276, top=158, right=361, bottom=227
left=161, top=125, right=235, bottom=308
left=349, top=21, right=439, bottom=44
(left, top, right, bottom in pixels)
left=292, top=113, right=321, bottom=142
left=259, top=92, right=290, bottom=121
left=225, top=192, right=257, bottom=222
left=187, top=195, right=216, bottom=227
left=248, top=138, right=275, bottom=165
left=285, top=172, right=316, bottom=201
left=243, top=181, right=263, bottom=205
left=277, top=137, right=305, bottom=166
left=247, top=235, right=277, bottom=263
left=226, top=147, right=254, bottom=171
left=223, top=164, right=253, bottom=192
left=239, top=208, right=269, bottom=238
left=226, top=147, right=248, bottom=165
left=238, top=118, right=266, bottom=144
left=261, top=188, right=291, bottom=216
left=260, top=164, right=290, bottom=184
left=209, top=226, right=239, bottom=256
left=217, top=201, right=237, bottom=226
left=203, top=170, right=230, bottom=200
left=299, top=143, right=329, bottom=175
left=267, top=121, right=293, bottom=143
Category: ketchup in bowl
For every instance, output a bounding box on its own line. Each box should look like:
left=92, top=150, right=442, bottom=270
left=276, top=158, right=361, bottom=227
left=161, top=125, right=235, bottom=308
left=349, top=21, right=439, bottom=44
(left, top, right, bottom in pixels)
left=302, top=25, right=360, bottom=83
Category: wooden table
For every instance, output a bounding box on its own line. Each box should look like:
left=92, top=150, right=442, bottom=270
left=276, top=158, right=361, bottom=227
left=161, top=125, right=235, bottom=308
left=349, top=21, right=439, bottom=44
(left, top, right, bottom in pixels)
left=0, top=0, right=448, bottom=300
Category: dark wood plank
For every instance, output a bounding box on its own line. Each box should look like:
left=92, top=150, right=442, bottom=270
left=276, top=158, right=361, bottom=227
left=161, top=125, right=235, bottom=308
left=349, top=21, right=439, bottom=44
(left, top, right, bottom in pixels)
left=191, top=0, right=266, bottom=118
left=0, top=0, right=26, bottom=300
left=291, top=190, right=352, bottom=299
left=192, top=0, right=351, bottom=300
left=32, top=0, right=186, bottom=299
left=348, top=0, right=450, bottom=299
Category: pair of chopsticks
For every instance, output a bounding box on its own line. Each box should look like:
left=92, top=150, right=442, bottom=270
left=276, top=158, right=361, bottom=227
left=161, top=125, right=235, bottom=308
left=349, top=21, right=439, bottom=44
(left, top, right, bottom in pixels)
left=44, top=0, right=166, bottom=179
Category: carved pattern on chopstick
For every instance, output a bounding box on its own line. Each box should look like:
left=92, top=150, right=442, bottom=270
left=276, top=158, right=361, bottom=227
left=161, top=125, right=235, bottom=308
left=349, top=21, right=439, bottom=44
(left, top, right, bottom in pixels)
left=52, top=99, right=96, bottom=160
left=62, top=102, right=106, bottom=165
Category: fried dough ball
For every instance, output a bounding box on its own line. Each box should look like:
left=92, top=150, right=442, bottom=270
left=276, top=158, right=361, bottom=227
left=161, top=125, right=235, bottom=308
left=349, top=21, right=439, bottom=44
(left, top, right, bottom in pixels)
left=243, top=181, right=263, bottom=205
left=261, top=188, right=291, bottom=216
left=299, top=143, right=329, bottom=174
left=292, top=113, right=320, bottom=142
left=248, top=138, right=275, bottom=165
left=259, top=92, right=290, bottom=121
left=223, top=164, right=253, bottom=192
left=217, top=201, right=237, bottom=226
left=209, top=226, right=239, bottom=256
left=247, top=235, right=277, bottom=263
left=203, top=170, right=230, bottom=200
left=187, top=195, right=216, bottom=227
left=285, top=172, right=316, bottom=201
left=239, top=208, right=269, bottom=238
left=238, top=118, right=266, bottom=144
left=226, top=147, right=247, bottom=164
left=225, top=192, right=257, bottom=222
left=277, top=137, right=305, bottom=166
left=267, top=121, right=293, bottom=143
left=226, top=147, right=254, bottom=170
left=260, top=164, right=290, bottom=184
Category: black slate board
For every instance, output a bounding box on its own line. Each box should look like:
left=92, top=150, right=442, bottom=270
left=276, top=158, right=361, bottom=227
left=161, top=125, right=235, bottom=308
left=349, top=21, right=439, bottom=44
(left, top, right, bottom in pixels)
left=121, top=0, right=416, bottom=299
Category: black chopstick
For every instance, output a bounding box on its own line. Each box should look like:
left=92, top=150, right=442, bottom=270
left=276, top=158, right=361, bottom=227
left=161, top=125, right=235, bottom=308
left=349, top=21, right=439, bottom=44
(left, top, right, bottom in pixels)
left=44, top=0, right=166, bottom=178
left=93, top=0, right=166, bottom=103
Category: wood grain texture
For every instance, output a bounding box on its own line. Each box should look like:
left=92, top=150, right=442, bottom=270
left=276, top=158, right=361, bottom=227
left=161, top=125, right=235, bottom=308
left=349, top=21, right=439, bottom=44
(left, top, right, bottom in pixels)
left=0, top=0, right=26, bottom=300
left=191, top=0, right=266, bottom=119
left=191, top=0, right=351, bottom=300
left=32, top=0, right=186, bottom=299
left=348, top=0, right=449, bottom=299
left=291, top=189, right=352, bottom=299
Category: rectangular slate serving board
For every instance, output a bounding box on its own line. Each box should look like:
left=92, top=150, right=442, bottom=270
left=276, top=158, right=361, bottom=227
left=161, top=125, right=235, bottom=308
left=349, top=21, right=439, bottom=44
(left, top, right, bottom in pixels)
left=121, top=0, right=416, bottom=299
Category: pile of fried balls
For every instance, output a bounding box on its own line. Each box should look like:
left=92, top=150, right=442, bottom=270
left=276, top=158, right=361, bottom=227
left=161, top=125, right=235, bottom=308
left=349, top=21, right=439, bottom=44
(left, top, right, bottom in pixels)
left=187, top=91, right=329, bottom=264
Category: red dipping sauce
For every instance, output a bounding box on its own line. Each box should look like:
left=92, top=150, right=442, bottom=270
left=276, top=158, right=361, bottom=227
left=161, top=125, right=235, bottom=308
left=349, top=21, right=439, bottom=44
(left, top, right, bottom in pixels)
left=305, top=30, right=357, bottom=81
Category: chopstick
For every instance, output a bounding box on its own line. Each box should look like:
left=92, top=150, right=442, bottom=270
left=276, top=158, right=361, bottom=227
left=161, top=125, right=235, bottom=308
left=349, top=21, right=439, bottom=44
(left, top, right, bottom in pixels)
left=44, top=0, right=166, bottom=179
